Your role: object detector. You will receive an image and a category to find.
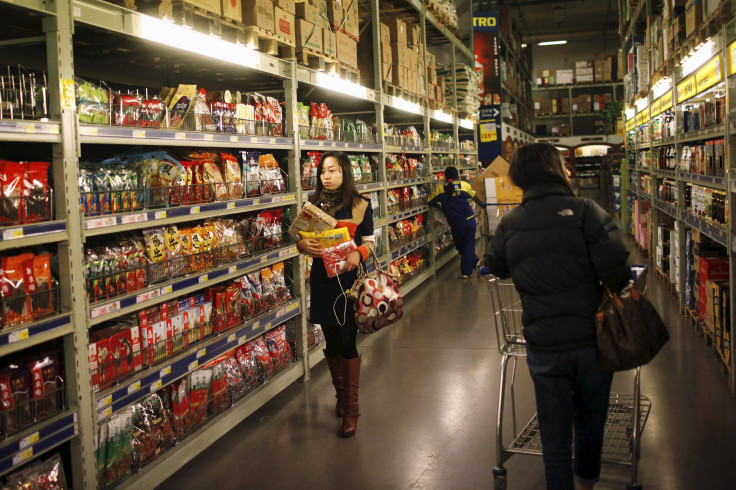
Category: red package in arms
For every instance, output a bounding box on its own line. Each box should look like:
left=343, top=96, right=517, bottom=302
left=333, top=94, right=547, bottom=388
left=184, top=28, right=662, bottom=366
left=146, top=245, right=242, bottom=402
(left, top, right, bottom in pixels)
left=321, top=240, right=357, bottom=278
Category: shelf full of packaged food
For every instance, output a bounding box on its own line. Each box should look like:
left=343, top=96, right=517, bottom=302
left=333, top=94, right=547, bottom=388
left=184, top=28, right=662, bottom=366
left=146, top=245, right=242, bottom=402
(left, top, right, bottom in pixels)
left=398, top=267, right=433, bottom=296
left=374, top=217, right=386, bottom=228
left=430, top=147, right=458, bottom=154
left=84, top=193, right=297, bottom=237
left=357, top=182, right=385, bottom=192
left=71, top=0, right=290, bottom=79
left=95, top=299, right=301, bottom=420
left=679, top=172, right=727, bottom=189
left=681, top=212, right=728, bottom=247
left=653, top=198, right=679, bottom=220
left=0, top=410, right=78, bottom=476
left=0, top=313, right=73, bottom=358
left=532, top=82, right=623, bottom=92
left=653, top=168, right=677, bottom=179
left=435, top=248, right=458, bottom=271
left=88, top=244, right=298, bottom=326
left=0, top=221, right=68, bottom=251
left=0, top=120, right=60, bottom=143
left=390, top=235, right=430, bottom=261
left=385, top=145, right=429, bottom=154
left=388, top=205, right=429, bottom=224
left=383, top=93, right=426, bottom=117
left=677, top=126, right=726, bottom=144
left=115, top=359, right=303, bottom=489
left=300, top=140, right=383, bottom=152
left=459, top=150, right=478, bottom=155
left=295, top=65, right=379, bottom=104
left=78, top=125, right=295, bottom=148
left=652, top=137, right=676, bottom=147
left=387, top=177, right=430, bottom=189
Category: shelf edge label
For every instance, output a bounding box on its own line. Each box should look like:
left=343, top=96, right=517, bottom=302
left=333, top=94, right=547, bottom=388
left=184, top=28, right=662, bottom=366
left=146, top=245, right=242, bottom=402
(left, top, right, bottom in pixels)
left=695, top=55, right=722, bottom=95
left=677, top=75, right=696, bottom=104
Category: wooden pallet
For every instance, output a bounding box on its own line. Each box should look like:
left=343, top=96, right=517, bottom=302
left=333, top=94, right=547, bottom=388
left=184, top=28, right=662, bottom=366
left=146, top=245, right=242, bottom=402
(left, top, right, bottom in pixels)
left=655, top=266, right=670, bottom=286
left=337, top=63, right=360, bottom=83
left=105, top=0, right=137, bottom=9
left=296, top=47, right=339, bottom=73
left=383, top=83, right=426, bottom=106
left=243, top=26, right=296, bottom=60
left=138, top=1, right=247, bottom=45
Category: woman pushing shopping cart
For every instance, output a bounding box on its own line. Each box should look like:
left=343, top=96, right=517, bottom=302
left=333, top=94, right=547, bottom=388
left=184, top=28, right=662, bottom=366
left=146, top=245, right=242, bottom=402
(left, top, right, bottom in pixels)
left=480, top=143, right=640, bottom=490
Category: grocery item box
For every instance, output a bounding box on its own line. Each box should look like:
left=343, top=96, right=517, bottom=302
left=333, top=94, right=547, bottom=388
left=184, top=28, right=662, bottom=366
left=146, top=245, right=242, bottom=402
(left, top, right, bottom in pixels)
left=295, top=0, right=320, bottom=25
left=699, top=256, right=729, bottom=282
left=242, top=0, right=274, bottom=33
left=296, top=19, right=323, bottom=52
left=387, top=17, right=407, bottom=45
left=323, top=28, right=337, bottom=58
left=556, top=69, right=574, bottom=84
left=276, top=0, right=295, bottom=15
left=336, top=30, right=357, bottom=68
left=342, top=0, right=359, bottom=40
left=326, top=0, right=344, bottom=30
left=186, top=0, right=221, bottom=16
left=274, top=6, right=296, bottom=44
left=222, top=0, right=242, bottom=22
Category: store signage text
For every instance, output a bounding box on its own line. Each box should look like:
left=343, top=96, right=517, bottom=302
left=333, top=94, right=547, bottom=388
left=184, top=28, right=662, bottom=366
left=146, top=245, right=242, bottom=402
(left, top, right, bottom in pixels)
left=650, top=92, right=673, bottom=118
left=626, top=118, right=635, bottom=132
left=695, top=56, right=722, bottom=94
left=473, top=17, right=497, bottom=27
left=677, top=75, right=696, bottom=103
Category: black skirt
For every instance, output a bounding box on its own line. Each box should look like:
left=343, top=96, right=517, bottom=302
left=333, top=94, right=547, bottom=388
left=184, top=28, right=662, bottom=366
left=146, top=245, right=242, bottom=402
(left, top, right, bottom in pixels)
left=309, top=258, right=358, bottom=327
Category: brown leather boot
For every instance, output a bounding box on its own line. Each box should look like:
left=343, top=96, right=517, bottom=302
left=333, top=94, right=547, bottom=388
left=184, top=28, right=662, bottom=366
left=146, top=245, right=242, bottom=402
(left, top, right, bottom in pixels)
left=324, top=351, right=344, bottom=417
left=341, top=356, right=361, bottom=438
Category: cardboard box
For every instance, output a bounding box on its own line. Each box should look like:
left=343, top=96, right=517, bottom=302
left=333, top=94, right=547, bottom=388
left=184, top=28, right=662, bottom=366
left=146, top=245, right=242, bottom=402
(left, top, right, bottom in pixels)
left=390, top=64, right=406, bottom=86
left=686, top=0, right=703, bottom=37
left=336, top=30, right=357, bottom=68
left=382, top=62, right=392, bottom=82
left=222, top=0, right=242, bottom=22
left=323, top=28, right=337, bottom=58
left=295, top=0, right=321, bottom=25
left=471, top=156, right=511, bottom=206
left=387, top=17, right=407, bottom=45
left=276, top=0, right=295, bottom=15
left=699, top=256, right=729, bottom=282
left=342, top=0, right=359, bottom=40
left=185, top=0, right=221, bottom=16
left=242, top=0, right=274, bottom=33
left=274, top=6, right=296, bottom=44
left=575, top=60, right=593, bottom=68
left=326, top=0, right=344, bottom=29
left=296, top=19, right=323, bottom=52
left=380, top=21, right=391, bottom=45
left=556, top=69, right=574, bottom=84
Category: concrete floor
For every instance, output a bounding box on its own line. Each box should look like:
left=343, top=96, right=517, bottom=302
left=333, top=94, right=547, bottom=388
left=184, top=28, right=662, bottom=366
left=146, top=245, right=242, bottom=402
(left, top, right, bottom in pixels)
left=159, top=251, right=736, bottom=490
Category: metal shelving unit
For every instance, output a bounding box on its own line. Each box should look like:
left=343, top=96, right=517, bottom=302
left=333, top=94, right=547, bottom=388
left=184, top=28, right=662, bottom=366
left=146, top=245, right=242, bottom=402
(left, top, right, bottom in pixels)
left=0, top=0, right=477, bottom=487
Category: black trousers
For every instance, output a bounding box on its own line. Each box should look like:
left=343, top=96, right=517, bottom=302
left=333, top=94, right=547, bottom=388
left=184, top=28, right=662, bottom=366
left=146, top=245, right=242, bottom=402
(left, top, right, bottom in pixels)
left=322, top=322, right=359, bottom=359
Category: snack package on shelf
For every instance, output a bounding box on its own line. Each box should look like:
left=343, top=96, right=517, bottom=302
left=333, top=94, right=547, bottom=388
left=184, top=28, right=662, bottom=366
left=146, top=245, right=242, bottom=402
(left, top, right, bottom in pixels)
left=76, top=79, right=110, bottom=125
left=208, top=358, right=231, bottom=415
left=101, top=408, right=134, bottom=487
left=235, top=343, right=261, bottom=393
left=224, top=355, right=248, bottom=403
left=258, top=154, right=285, bottom=195
left=240, top=151, right=261, bottom=197
left=301, top=151, right=321, bottom=189
left=3, top=453, right=68, bottom=490
left=265, top=325, right=293, bottom=370
left=1, top=251, right=58, bottom=329
left=168, top=84, right=197, bottom=129
left=250, top=336, right=275, bottom=381
left=0, top=160, right=52, bottom=225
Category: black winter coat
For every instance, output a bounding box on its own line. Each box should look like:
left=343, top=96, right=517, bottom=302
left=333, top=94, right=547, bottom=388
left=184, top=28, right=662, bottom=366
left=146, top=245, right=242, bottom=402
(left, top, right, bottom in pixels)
left=484, top=183, right=630, bottom=352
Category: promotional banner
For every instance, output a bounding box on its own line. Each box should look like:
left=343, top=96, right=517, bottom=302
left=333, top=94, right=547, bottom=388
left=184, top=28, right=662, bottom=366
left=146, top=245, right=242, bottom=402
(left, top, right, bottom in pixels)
left=473, top=12, right=502, bottom=163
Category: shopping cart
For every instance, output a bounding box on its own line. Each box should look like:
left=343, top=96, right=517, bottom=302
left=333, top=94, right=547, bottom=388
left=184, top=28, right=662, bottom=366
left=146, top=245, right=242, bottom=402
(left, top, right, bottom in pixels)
left=487, top=266, right=651, bottom=490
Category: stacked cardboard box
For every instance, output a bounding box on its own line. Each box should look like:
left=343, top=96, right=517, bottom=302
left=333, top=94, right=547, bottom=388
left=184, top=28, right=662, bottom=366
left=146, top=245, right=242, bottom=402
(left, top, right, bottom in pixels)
left=292, top=0, right=357, bottom=68
left=594, top=53, right=614, bottom=82
left=685, top=0, right=704, bottom=37
left=575, top=60, right=594, bottom=83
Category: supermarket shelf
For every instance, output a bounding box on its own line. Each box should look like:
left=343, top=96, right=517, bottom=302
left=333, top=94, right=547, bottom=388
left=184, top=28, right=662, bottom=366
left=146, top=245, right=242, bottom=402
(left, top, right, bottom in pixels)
left=435, top=249, right=458, bottom=270
left=88, top=245, right=298, bottom=326
left=308, top=345, right=326, bottom=370
left=0, top=411, right=78, bottom=476
left=533, top=82, right=623, bottom=92
left=388, top=205, right=429, bottom=224
left=385, top=144, right=429, bottom=154
left=677, top=126, right=726, bottom=143
left=95, top=299, right=302, bottom=419
left=639, top=190, right=652, bottom=201
left=71, top=0, right=290, bottom=79
left=430, top=147, right=458, bottom=154
left=0, top=120, right=60, bottom=143
left=374, top=217, right=386, bottom=228
left=406, top=0, right=473, bottom=60
left=0, top=314, right=73, bottom=358
left=434, top=224, right=451, bottom=236
left=459, top=150, right=477, bottom=155
left=300, top=140, right=382, bottom=152
left=84, top=193, right=296, bottom=237
left=0, top=221, right=67, bottom=251
left=652, top=137, right=676, bottom=147
left=398, top=268, right=433, bottom=296
left=383, top=93, right=425, bottom=117
left=295, top=65, right=379, bottom=104
left=356, top=182, right=385, bottom=192
left=653, top=168, right=677, bottom=179
left=79, top=124, right=294, bottom=148
left=679, top=173, right=726, bottom=189
left=391, top=235, right=430, bottom=261
left=681, top=213, right=728, bottom=247
left=653, top=198, right=679, bottom=220
left=115, top=360, right=303, bottom=489
left=387, top=177, right=430, bottom=189
left=0, top=0, right=56, bottom=15
left=499, top=35, right=531, bottom=81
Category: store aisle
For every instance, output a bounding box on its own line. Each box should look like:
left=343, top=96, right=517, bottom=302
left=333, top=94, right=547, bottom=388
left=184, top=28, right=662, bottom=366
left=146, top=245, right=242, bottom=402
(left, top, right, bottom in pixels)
left=159, top=252, right=736, bottom=490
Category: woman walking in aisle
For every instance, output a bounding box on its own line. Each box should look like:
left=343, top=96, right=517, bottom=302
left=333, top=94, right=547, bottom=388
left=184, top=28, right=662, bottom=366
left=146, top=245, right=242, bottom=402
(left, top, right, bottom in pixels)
left=482, top=143, right=630, bottom=490
left=428, top=166, right=479, bottom=278
left=296, top=151, right=375, bottom=438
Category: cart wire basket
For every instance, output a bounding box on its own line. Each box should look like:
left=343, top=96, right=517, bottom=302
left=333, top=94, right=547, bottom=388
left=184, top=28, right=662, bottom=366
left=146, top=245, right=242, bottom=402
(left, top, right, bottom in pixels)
left=487, top=266, right=651, bottom=490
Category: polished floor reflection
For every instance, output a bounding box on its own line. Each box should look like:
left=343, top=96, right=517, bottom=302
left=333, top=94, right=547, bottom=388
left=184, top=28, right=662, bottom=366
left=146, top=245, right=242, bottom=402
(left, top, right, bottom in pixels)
left=159, top=250, right=736, bottom=490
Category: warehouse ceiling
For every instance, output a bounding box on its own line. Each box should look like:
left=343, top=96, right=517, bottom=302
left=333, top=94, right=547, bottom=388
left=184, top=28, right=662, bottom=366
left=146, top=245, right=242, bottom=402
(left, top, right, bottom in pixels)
left=474, top=0, right=621, bottom=43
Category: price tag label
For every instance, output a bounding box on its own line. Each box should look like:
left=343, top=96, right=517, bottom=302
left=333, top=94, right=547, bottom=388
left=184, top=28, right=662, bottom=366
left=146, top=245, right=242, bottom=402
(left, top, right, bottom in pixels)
left=276, top=308, right=285, bottom=318
left=252, top=321, right=260, bottom=330
left=230, top=136, right=239, bottom=143
left=121, top=213, right=147, bottom=225
left=229, top=265, right=237, bottom=274
left=16, top=123, right=36, bottom=134
left=155, top=211, right=167, bottom=219
left=252, top=198, right=261, bottom=205
left=252, top=137, right=260, bottom=143
left=261, top=255, right=268, bottom=263
left=136, top=291, right=150, bottom=304
left=85, top=126, right=98, bottom=136
left=188, top=360, right=199, bottom=371
left=289, top=245, right=297, bottom=254
left=160, top=285, right=173, bottom=296
left=288, top=302, right=299, bottom=312
left=97, top=395, right=113, bottom=410
left=160, top=366, right=171, bottom=378
left=199, top=274, right=208, bottom=283
left=228, top=333, right=236, bottom=343
left=13, top=448, right=33, bottom=466
left=238, top=336, right=247, bottom=345
left=20, top=432, right=39, bottom=450
left=318, top=141, right=324, bottom=146
left=3, top=228, right=24, bottom=240
left=196, top=348, right=206, bottom=359
left=175, top=132, right=186, bottom=140
left=127, top=381, right=141, bottom=394
left=204, top=134, right=214, bottom=141
left=263, top=322, right=271, bottom=330
left=150, top=380, right=162, bottom=392
left=133, top=130, right=146, bottom=139
left=86, top=219, right=103, bottom=230
left=270, top=138, right=277, bottom=144
left=90, top=301, right=120, bottom=319
left=190, top=206, right=201, bottom=215
left=103, top=406, right=113, bottom=418
left=227, top=202, right=236, bottom=209
left=8, top=329, right=29, bottom=343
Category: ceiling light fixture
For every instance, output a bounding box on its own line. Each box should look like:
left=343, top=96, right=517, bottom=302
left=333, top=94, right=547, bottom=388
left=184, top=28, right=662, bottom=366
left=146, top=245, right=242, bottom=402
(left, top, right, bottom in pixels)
left=682, top=39, right=714, bottom=76
left=538, top=40, right=567, bottom=46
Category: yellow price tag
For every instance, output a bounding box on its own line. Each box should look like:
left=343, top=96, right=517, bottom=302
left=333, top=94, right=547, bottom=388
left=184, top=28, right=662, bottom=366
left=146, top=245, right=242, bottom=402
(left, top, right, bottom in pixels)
left=480, top=123, right=497, bottom=143
left=104, top=407, right=112, bottom=418
left=175, top=132, right=186, bottom=140
left=60, top=79, right=76, bottom=111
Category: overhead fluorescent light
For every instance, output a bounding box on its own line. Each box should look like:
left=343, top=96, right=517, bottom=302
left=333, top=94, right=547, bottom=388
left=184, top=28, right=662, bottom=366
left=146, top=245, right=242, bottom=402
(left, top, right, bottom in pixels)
left=635, top=97, right=648, bottom=111
left=392, top=96, right=421, bottom=115
left=625, top=107, right=636, bottom=120
left=433, top=110, right=453, bottom=123
left=652, top=77, right=671, bottom=99
left=460, top=119, right=474, bottom=129
left=130, top=13, right=260, bottom=69
left=538, top=40, right=567, bottom=46
left=521, top=43, right=528, bottom=48
left=681, top=39, right=714, bottom=76
left=315, top=72, right=367, bottom=99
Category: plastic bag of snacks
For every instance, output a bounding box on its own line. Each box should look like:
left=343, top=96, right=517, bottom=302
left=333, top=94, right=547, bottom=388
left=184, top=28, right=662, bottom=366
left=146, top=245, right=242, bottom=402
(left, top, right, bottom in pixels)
left=266, top=325, right=293, bottom=370
left=77, top=79, right=109, bottom=124
left=310, top=102, right=333, bottom=140
left=4, top=453, right=68, bottom=489
left=272, top=262, right=291, bottom=305
left=251, top=336, right=275, bottom=381
left=235, top=343, right=261, bottom=392
left=258, top=154, right=285, bottom=195
left=321, top=240, right=358, bottom=278
left=224, top=355, right=248, bottom=403
left=299, top=227, right=350, bottom=249
left=301, top=151, right=321, bottom=189
left=288, top=202, right=337, bottom=237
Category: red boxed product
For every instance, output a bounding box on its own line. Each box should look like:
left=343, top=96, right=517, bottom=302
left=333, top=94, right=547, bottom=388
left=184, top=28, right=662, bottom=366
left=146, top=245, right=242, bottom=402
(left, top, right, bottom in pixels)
left=30, top=355, right=59, bottom=420
left=0, top=365, right=31, bottom=434
left=89, top=336, right=114, bottom=391
left=699, top=256, right=729, bottom=282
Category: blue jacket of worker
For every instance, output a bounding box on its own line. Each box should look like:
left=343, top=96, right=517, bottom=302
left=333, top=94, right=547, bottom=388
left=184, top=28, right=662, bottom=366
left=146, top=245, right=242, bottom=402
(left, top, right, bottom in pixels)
left=428, top=179, right=476, bottom=224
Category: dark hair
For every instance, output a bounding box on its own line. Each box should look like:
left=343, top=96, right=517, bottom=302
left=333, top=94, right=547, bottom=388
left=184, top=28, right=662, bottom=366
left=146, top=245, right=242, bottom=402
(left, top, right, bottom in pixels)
left=444, top=166, right=459, bottom=180
left=508, top=143, right=572, bottom=192
left=308, top=151, right=362, bottom=210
